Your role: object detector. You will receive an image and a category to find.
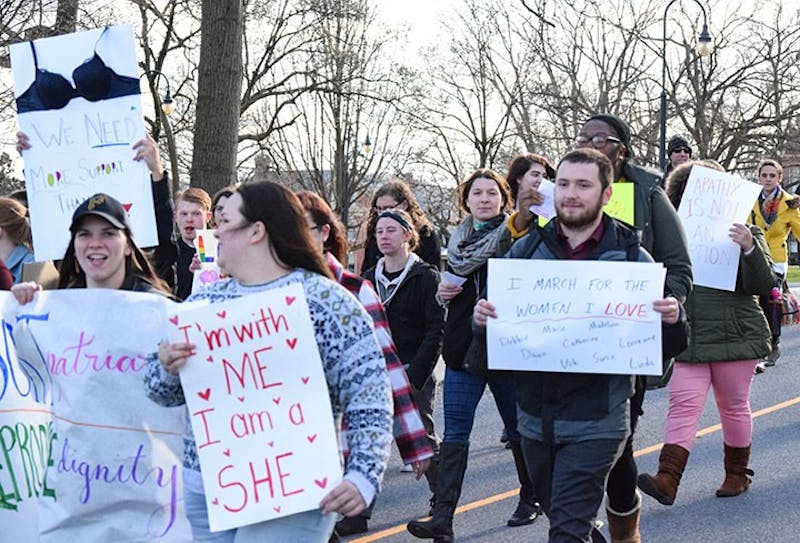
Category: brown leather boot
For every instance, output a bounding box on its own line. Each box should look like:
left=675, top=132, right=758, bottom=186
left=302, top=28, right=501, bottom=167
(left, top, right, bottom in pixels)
left=716, top=444, right=753, bottom=497
left=606, top=493, right=641, bottom=543
left=637, top=443, right=690, bottom=505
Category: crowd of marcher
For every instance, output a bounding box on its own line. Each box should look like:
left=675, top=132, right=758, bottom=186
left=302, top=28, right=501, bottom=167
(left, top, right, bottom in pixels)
left=7, top=109, right=797, bottom=543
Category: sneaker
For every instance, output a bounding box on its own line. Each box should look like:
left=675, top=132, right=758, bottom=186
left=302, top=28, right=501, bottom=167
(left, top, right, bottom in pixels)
left=765, top=342, right=780, bottom=366
left=335, top=516, right=368, bottom=536
left=401, top=463, right=414, bottom=473
left=755, top=362, right=767, bottom=374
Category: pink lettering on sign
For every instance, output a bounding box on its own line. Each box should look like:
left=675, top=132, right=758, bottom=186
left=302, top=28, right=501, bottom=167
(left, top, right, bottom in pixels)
left=216, top=452, right=304, bottom=512
left=47, top=331, right=148, bottom=377
left=222, top=347, right=283, bottom=394
left=603, top=303, right=647, bottom=319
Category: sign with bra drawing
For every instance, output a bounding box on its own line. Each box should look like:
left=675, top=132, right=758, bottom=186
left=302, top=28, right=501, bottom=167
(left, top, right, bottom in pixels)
left=10, top=25, right=157, bottom=262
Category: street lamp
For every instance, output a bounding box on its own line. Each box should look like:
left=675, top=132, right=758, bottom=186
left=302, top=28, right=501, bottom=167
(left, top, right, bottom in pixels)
left=141, top=69, right=180, bottom=193
left=341, top=128, right=372, bottom=231
left=659, top=0, right=714, bottom=171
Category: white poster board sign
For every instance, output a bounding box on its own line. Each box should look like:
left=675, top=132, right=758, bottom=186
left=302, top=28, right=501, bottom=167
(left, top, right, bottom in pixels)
left=487, top=259, right=664, bottom=375
left=167, top=284, right=341, bottom=532
left=10, top=25, right=156, bottom=261
left=528, top=178, right=556, bottom=220
left=0, top=290, right=190, bottom=542
left=677, top=165, right=761, bottom=291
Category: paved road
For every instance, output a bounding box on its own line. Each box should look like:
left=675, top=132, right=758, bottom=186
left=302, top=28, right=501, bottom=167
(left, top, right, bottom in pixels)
left=345, top=322, right=800, bottom=542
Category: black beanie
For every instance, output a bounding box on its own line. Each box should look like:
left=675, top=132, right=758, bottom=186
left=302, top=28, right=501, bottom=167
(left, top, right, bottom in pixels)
left=587, top=113, right=632, bottom=151
left=667, top=135, right=692, bottom=157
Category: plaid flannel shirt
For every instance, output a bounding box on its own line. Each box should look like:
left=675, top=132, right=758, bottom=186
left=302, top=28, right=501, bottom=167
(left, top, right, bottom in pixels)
left=327, top=252, right=434, bottom=464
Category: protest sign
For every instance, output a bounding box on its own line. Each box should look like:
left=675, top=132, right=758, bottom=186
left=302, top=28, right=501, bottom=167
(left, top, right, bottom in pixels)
left=167, top=283, right=341, bottom=532
left=605, top=183, right=635, bottom=226
left=10, top=25, right=156, bottom=261
left=529, top=178, right=556, bottom=220
left=0, top=290, right=190, bottom=542
left=677, top=165, right=761, bottom=291
left=487, top=259, right=664, bottom=375
left=191, top=229, right=223, bottom=294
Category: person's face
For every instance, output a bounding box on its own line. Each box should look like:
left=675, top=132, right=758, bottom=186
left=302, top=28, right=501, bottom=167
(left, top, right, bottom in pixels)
left=73, top=215, right=131, bottom=289
left=375, top=216, right=411, bottom=257
left=213, top=195, right=229, bottom=226
left=214, top=193, right=253, bottom=275
left=375, top=195, right=408, bottom=214
left=519, top=163, right=548, bottom=194
left=466, top=176, right=504, bottom=221
left=759, top=165, right=782, bottom=193
left=554, top=161, right=611, bottom=230
left=304, top=212, right=329, bottom=255
left=575, top=119, right=626, bottom=173
left=669, top=147, right=691, bottom=167
left=175, top=200, right=211, bottom=242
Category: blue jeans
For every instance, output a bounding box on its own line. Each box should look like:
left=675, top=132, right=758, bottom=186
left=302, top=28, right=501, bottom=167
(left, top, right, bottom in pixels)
left=521, top=437, right=626, bottom=543
left=443, top=367, right=520, bottom=443
left=184, top=485, right=336, bottom=542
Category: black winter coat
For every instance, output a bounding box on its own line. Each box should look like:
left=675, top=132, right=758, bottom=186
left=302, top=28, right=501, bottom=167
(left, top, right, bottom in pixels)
left=364, top=260, right=444, bottom=389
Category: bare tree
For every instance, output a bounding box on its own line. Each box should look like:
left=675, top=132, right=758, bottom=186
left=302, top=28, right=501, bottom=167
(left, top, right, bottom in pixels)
left=190, top=0, right=242, bottom=195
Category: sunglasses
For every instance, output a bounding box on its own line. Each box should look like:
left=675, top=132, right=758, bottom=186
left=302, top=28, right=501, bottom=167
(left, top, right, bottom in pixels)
left=672, top=147, right=691, bottom=154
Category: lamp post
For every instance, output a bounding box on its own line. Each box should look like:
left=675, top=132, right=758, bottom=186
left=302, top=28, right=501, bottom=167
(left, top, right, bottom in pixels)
left=340, top=127, right=372, bottom=231
left=142, top=70, right=180, bottom=194
left=659, top=0, right=714, bottom=171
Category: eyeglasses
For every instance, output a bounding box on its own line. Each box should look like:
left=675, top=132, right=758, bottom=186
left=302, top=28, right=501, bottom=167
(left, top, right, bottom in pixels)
left=375, top=202, right=402, bottom=212
left=672, top=147, right=691, bottom=154
left=574, top=134, right=622, bottom=149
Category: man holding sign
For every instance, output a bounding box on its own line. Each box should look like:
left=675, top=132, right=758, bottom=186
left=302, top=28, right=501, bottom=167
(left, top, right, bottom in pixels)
left=474, top=149, right=680, bottom=543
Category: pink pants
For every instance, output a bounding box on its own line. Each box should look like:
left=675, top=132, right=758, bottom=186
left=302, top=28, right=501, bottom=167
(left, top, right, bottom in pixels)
left=663, top=360, right=757, bottom=450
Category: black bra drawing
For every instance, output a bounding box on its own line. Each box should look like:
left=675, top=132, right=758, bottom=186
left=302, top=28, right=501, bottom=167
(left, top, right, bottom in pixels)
left=16, top=27, right=140, bottom=114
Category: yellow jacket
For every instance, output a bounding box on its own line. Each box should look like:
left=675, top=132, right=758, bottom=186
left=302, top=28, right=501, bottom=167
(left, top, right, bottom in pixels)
left=749, top=188, right=800, bottom=265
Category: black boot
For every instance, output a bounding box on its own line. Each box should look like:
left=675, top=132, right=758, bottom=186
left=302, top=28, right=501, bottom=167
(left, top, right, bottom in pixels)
left=765, top=336, right=780, bottom=366
left=407, top=442, right=468, bottom=543
left=424, top=454, right=440, bottom=515
left=507, top=440, right=542, bottom=527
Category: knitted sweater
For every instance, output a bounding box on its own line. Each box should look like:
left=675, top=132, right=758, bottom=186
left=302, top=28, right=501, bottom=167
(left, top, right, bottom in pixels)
left=144, top=269, right=392, bottom=504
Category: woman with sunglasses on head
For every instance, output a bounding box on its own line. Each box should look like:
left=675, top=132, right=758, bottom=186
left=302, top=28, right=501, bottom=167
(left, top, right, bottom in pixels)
left=146, top=182, right=392, bottom=543
left=407, top=169, right=540, bottom=543
left=360, top=179, right=441, bottom=275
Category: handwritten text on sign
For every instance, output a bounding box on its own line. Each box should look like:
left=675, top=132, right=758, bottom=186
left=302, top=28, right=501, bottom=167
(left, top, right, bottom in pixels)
left=0, top=290, right=190, bottom=543
left=169, top=284, right=341, bottom=532
left=677, top=165, right=761, bottom=291
left=487, top=259, right=665, bottom=375
left=9, top=26, right=156, bottom=261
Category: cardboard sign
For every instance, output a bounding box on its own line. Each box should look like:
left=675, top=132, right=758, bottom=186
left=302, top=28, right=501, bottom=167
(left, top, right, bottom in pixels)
left=487, top=259, right=664, bottom=375
left=605, top=183, right=635, bottom=226
left=0, top=290, right=190, bottom=542
left=10, top=26, right=156, bottom=261
left=167, top=284, right=341, bottom=532
left=677, top=166, right=761, bottom=291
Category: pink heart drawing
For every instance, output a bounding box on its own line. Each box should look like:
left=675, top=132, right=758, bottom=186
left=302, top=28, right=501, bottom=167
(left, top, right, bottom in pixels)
left=272, top=397, right=281, bottom=405
left=206, top=355, right=214, bottom=363
left=212, top=498, right=219, bottom=505
left=198, top=388, right=211, bottom=401
left=169, top=315, right=179, bottom=325
left=267, top=441, right=274, bottom=447
left=216, top=310, right=227, bottom=319
left=301, top=376, right=309, bottom=384
left=237, top=396, right=245, bottom=403
left=223, top=449, right=231, bottom=457
left=286, top=338, right=298, bottom=349
left=285, top=295, right=296, bottom=306
left=199, top=269, right=220, bottom=284
left=273, top=506, right=281, bottom=513
left=307, top=434, right=317, bottom=443
left=314, top=478, right=328, bottom=489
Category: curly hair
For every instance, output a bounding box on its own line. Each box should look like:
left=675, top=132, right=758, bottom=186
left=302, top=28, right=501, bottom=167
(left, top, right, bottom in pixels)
left=365, top=179, right=433, bottom=242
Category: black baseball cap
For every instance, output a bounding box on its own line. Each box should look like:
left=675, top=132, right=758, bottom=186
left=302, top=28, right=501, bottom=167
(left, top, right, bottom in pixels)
left=70, top=193, right=132, bottom=233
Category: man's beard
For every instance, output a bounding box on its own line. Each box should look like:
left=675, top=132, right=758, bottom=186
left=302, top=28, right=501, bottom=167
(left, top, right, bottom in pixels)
left=557, top=197, right=604, bottom=229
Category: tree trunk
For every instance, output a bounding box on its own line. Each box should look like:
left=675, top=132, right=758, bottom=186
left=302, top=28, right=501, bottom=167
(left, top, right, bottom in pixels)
left=190, top=0, right=242, bottom=194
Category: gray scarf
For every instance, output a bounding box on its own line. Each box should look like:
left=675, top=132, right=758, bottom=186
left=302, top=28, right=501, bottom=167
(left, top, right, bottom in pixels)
left=447, top=214, right=508, bottom=276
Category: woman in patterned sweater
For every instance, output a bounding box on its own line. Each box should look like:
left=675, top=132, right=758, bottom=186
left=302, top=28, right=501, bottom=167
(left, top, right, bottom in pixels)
left=145, top=182, right=392, bottom=543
